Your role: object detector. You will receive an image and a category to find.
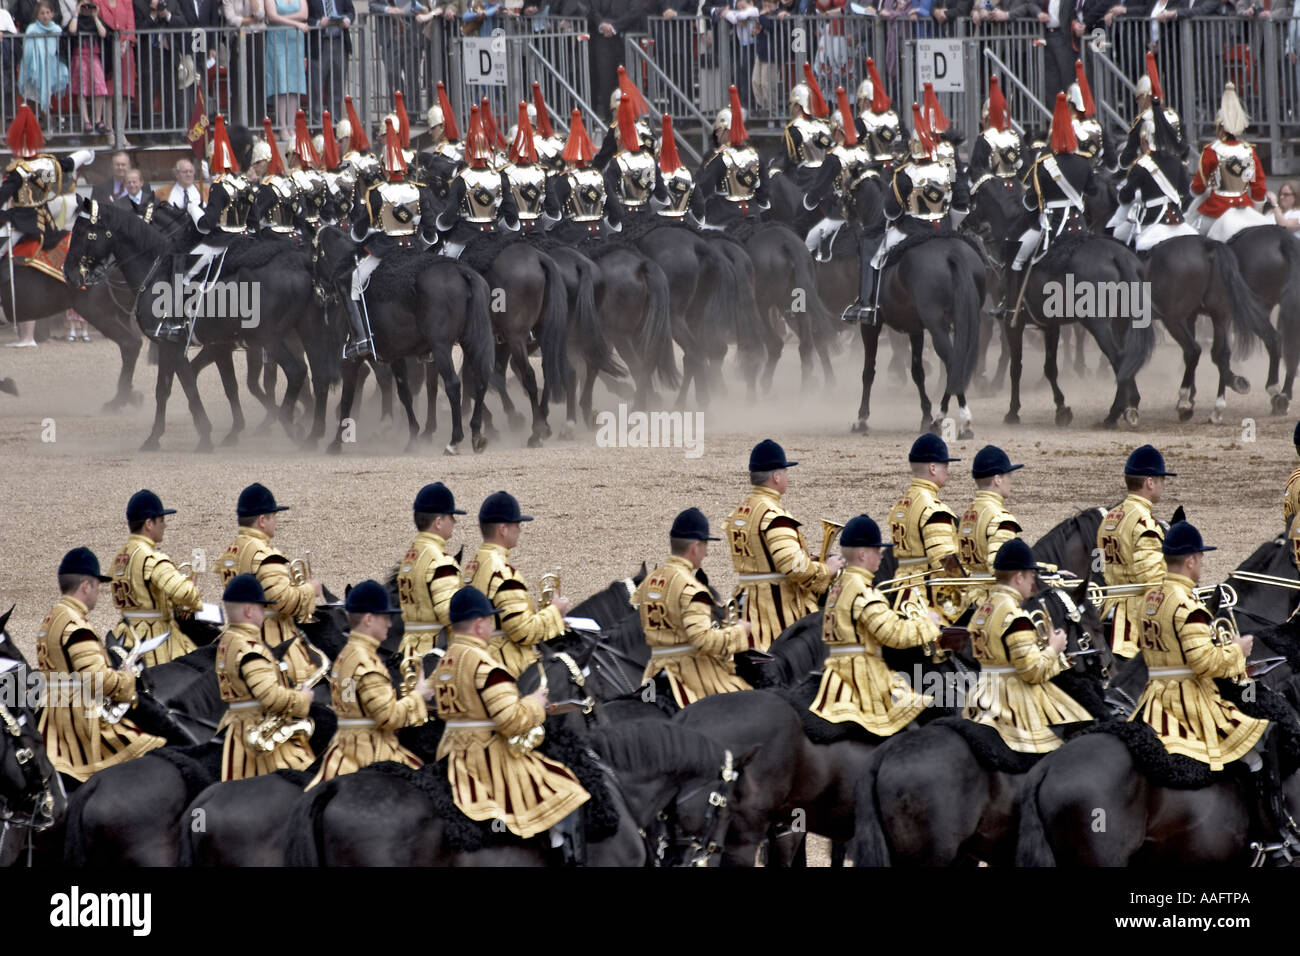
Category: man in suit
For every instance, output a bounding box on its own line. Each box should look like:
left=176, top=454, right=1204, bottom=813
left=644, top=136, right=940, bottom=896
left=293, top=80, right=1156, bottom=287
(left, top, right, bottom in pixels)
left=156, top=157, right=208, bottom=222
left=90, top=151, right=132, bottom=203
left=114, top=168, right=155, bottom=215
left=307, top=0, right=354, bottom=123
left=588, top=0, right=648, bottom=118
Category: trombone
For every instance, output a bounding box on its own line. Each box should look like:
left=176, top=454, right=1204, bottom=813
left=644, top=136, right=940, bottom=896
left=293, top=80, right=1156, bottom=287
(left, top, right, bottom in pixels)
left=874, top=569, right=935, bottom=595
left=1229, top=570, right=1300, bottom=592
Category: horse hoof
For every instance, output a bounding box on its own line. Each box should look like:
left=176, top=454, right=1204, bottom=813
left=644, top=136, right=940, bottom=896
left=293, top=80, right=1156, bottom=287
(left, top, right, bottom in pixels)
left=1209, top=408, right=1224, bottom=426
left=101, top=399, right=123, bottom=413
left=1123, top=407, right=1140, bottom=427
left=472, top=434, right=488, bottom=453
left=558, top=421, right=576, bottom=441
left=220, top=431, right=240, bottom=447
left=527, top=435, right=543, bottom=449
left=1003, top=411, right=1020, bottom=426
left=1055, top=407, right=1074, bottom=427
left=1176, top=405, right=1194, bottom=423
left=1231, top=375, right=1250, bottom=395
left=850, top=420, right=869, bottom=434
left=1273, top=393, right=1290, bottom=416
left=540, top=422, right=553, bottom=440
left=926, top=420, right=943, bottom=436
left=139, top=438, right=161, bottom=452
left=444, top=443, right=460, bottom=457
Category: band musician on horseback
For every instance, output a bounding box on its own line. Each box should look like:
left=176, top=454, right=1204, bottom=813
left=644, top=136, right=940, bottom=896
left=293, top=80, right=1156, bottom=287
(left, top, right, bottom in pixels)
left=889, top=434, right=966, bottom=625
left=396, top=481, right=465, bottom=675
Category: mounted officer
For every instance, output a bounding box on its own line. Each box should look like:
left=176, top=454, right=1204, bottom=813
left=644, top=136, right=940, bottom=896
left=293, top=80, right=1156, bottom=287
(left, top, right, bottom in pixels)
left=636, top=507, right=753, bottom=712
left=250, top=118, right=302, bottom=242
left=0, top=103, right=94, bottom=255
left=108, top=490, right=203, bottom=667
left=779, top=62, right=837, bottom=204
left=922, top=82, right=970, bottom=222
left=502, top=101, right=559, bottom=234
left=655, top=113, right=701, bottom=222
left=1067, top=61, right=1112, bottom=173
left=1115, top=100, right=1198, bottom=252
left=1189, top=81, right=1272, bottom=242
left=530, top=82, right=566, bottom=175
left=594, top=66, right=655, bottom=173
left=967, top=75, right=1023, bottom=194
left=603, top=88, right=665, bottom=219
left=425, top=81, right=466, bottom=167
left=855, top=58, right=907, bottom=180
left=696, top=85, right=766, bottom=227
left=1119, top=51, right=1185, bottom=169
left=287, top=110, right=330, bottom=234
left=37, top=548, right=166, bottom=785
left=806, top=86, right=873, bottom=261
left=345, top=117, right=438, bottom=359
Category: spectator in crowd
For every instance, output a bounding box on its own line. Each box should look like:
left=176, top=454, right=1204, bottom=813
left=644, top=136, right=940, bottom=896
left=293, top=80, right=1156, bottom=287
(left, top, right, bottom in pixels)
left=0, top=5, right=18, bottom=103
left=462, top=0, right=503, bottom=34
left=98, top=0, right=135, bottom=128
left=91, top=149, right=130, bottom=200
left=307, top=0, right=352, bottom=122
left=133, top=0, right=175, bottom=129
left=18, top=0, right=68, bottom=125
left=156, top=156, right=207, bottom=220
left=115, top=166, right=153, bottom=212
left=589, top=0, right=648, bottom=116
left=68, top=0, right=109, bottom=134
left=223, top=0, right=266, bottom=126
left=931, top=0, right=970, bottom=29
left=1144, top=0, right=1215, bottom=111
left=266, top=0, right=306, bottom=134
left=1018, top=0, right=1083, bottom=103
left=723, top=0, right=760, bottom=108
left=811, top=0, right=852, bottom=91
left=877, top=0, right=918, bottom=88
left=376, top=0, right=426, bottom=104
left=970, top=0, right=1010, bottom=25
left=142, top=0, right=217, bottom=128
left=11, top=0, right=43, bottom=29
left=753, top=0, right=786, bottom=113
left=1269, top=181, right=1300, bottom=233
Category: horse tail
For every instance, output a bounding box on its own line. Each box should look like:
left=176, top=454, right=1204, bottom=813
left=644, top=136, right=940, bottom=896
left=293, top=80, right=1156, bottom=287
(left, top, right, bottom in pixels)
left=61, top=775, right=96, bottom=866
left=787, top=234, right=836, bottom=344
left=1277, top=234, right=1300, bottom=368
left=722, top=239, right=760, bottom=344
left=849, top=745, right=892, bottom=867
left=455, top=262, right=496, bottom=399
left=696, top=240, right=737, bottom=360
left=1114, top=247, right=1154, bottom=384
left=574, top=252, right=626, bottom=378
left=1014, top=758, right=1058, bottom=866
left=1212, top=241, right=1272, bottom=358
left=947, top=243, right=982, bottom=396
left=537, top=252, right=570, bottom=394
left=282, top=778, right=333, bottom=867
left=641, top=259, right=680, bottom=389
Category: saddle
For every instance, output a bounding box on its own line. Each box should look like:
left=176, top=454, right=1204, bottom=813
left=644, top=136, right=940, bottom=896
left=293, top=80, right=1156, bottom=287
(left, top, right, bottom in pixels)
left=9, top=232, right=70, bottom=284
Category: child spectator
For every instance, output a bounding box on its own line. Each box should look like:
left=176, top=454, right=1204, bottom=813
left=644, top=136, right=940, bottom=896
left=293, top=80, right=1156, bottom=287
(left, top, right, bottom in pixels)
left=67, top=0, right=109, bottom=134
left=18, top=0, right=68, bottom=126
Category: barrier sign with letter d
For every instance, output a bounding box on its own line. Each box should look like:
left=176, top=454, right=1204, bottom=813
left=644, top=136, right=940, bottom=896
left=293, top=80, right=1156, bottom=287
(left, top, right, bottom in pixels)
left=464, top=35, right=508, bottom=87
left=916, top=39, right=963, bottom=92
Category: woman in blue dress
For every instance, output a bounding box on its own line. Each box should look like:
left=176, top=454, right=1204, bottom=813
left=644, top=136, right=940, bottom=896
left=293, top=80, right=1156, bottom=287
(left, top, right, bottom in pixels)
left=265, top=0, right=307, bottom=135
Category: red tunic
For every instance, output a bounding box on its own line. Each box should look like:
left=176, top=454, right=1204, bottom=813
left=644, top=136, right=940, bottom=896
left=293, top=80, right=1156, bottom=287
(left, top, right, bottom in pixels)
left=1190, top=139, right=1266, bottom=218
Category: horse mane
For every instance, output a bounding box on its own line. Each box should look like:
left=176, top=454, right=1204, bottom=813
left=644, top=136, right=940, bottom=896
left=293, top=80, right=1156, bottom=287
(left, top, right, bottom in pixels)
left=588, top=722, right=725, bottom=781
left=741, top=611, right=824, bottom=689
left=99, top=200, right=173, bottom=258
left=1032, top=504, right=1110, bottom=571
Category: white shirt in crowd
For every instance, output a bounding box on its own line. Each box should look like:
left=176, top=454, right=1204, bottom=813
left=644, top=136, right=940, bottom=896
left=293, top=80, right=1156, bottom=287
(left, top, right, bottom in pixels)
left=168, top=183, right=206, bottom=224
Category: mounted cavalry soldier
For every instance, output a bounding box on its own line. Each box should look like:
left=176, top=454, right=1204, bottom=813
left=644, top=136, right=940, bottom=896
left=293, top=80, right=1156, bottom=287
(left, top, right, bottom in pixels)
left=594, top=66, right=655, bottom=173
left=1130, top=522, right=1300, bottom=861
left=218, top=482, right=323, bottom=684
left=635, top=507, right=753, bottom=711
left=1067, top=60, right=1112, bottom=173
left=530, top=82, right=566, bottom=175
left=37, top=548, right=166, bottom=785
left=780, top=62, right=836, bottom=202
left=549, top=110, right=623, bottom=242
left=425, top=81, right=466, bottom=168
left=306, top=580, right=431, bottom=789
left=1120, top=51, right=1186, bottom=169
left=967, top=75, right=1023, bottom=193
left=345, top=116, right=438, bottom=359
left=316, top=110, right=355, bottom=223
left=108, top=489, right=203, bottom=667
left=844, top=103, right=953, bottom=322
left=1189, top=82, right=1271, bottom=242
left=604, top=86, right=665, bottom=219
left=287, top=111, right=330, bottom=234
left=1115, top=100, right=1198, bottom=252
left=810, top=514, right=940, bottom=736
left=957, top=446, right=1025, bottom=614
left=806, top=86, right=872, bottom=261
left=501, top=101, right=559, bottom=233
left=722, top=439, right=842, bottom=651
left=696, top=85, right=766, bottom=227
left=655, top=113, right=700, bottom=222
left=214, top=573, right=315, bottom=782
left=888, top=434, right=965, bottom=625
left=431, top=585, right=591, bottom=865
left=855, top=58, right=906, bottom=180
left=922, top=82, right=970, bottom=221
left=964, top=538, right=1092, bottom=753
left=340, top=95, right=381, bottom=183
left=436, top=105, right=519, bottom=255
left=0, top=104, right=94, bottom=256
left=1005, top=92, right=1094, bottom=317
left=397, top=482, right=466, bottom=676
left=251, top=118, right=302, bottom=242
left=182, top=115, right=253, bottom=296
left=467, top=491, right=572, bottom=678
left=1097, top=445, right=1172, bottom=659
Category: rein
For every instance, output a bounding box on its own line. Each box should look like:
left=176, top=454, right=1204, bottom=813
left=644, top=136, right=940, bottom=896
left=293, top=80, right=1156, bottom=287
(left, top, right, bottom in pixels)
left=662, top=748, right=740, bottom=867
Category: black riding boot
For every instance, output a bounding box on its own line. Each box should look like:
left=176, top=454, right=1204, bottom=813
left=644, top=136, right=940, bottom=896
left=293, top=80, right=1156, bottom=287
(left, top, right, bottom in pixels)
left=548, top=807, right=587, bottom=867
left=153, top=255, right=191, bottom=342
left=842, top=263, right=879, bottom=325
left=1247, top=730, right=1300, bottom=866
left=342, top=298, right=374, bottom=360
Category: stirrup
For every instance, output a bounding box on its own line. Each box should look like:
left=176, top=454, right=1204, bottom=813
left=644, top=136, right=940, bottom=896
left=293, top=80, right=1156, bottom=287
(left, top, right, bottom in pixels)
left=841, top=301, right=875, bottom=325
left=342, top=337, right=374, bottom=360
left=155, top=318, right=188, bottom=344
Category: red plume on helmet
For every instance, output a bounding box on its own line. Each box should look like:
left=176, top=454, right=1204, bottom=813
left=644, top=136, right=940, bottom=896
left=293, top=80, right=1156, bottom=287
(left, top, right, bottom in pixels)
left=1073, top=61, right=1096, bottom=118
left=866, top=58, right=890, bottom=114
left=531, top=82, right=555, bottom=139
left=321, top=110, right=340, bottom=171
left=728, top=85, right=747, bottom=146
left=210, top=114, right=239, bottom=174
left=480, top=98, right=507, bottom=150
left=510, top=101, right=538, bottom=165
left=394, top=91, right=410, bottom=148
left=562, top=109, right=595, bottom=165
left=836, top=87, right=858, bottom=146
left=1050, top=92, right=1078, bottom=154
left=465, top=105, right=492, bottom=167
left=1145, top=51, right=1164, bottom=101
left=617, top=95, right=641, bottom=152
left=617, top=65, right=650, bottom=117
left=802, top=62, right=829, bottom=118
left=344, top=96, right=369, bottom=152
left=922, top=82, right=950, bottom=133
left=293, top=109, right=320, bottom=168
left=6, top=102, right=44, bottom=158
left=987, top=75, right=1008, bottom=132
left=383, top=118, right=407, bottom=178
left=910, top=102, right=934, bottom=158
left=437, top=82, right=460, bottom=142
left=263, top=118, right=286, bottom=175
left=659, top=114, right=682, bottom=174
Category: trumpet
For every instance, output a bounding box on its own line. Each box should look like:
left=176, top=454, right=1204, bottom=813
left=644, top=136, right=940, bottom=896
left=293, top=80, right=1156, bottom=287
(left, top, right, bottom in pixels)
left=289, top=551, right=312, bottom=587
left=1028, top=607, right=1071, bottom=669
left=874, top=569, right=935, bottom=595
left=246, top=643, right=329, bottom=754
left=539, top=567, right=562, bottom=609
left=902, top=596, right=946, bottom=660
left=176, top=561, right=197, bottom=583
left=819, top=519, right=844, bottom=563
left=1085, top=581, right=1151, bottom=607
left=714, top=590, right=742, bottom=629
left=399, top=654, right=422, bottom=698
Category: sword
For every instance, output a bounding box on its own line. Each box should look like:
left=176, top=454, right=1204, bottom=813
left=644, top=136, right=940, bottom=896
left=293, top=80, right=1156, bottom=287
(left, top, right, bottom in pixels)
left=1246, top=656, right=1288, bottom=680
left=121, top=630, right=171, bottom=670
left=1010, top=261, right=1034, bottom=327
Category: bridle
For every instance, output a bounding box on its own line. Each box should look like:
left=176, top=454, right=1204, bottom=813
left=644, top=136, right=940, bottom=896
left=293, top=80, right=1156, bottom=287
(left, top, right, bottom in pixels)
left=549, top=651, right=597, bottom=728
left=649, top=748, right=741, bottom=867
left=0, top=695, right=62, bottom=867
left=73, top=200, right=174, bottom=299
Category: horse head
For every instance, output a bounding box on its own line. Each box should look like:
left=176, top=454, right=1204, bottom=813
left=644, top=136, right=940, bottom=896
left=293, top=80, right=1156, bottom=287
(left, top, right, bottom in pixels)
left=1029, top=572, right=1113, bottom=689
left=64, top=195, right=117, bottom=289
left=518, top=646, right=600, bottom=734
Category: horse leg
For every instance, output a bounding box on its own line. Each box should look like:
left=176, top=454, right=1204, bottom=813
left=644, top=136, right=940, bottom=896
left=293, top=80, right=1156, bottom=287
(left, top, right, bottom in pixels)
left=909, top=332, right=936, bottom=432
left=436, top=346, right=465, bottom=455
left=141, top=345, right=177, bottom=451
left=509, top=339, right=547, bottom=448
left=94, top=312, right=143, bottom=412
left=852, top=320, right=882, bottom=434
left=1207, top=313, right=1240, bottom=426
left=391, top=358, right=421, bottom=451
left=1082, top=317, right=1128, bottom=427
left=581, top=358, right=599, bottom=431
left=1072, top=323, right=1087, bottom=376
left=172, top=343, right=214, bottom=452
left=1042, top=324, right=1072, bottom=427
left=492, top=342, right=525, bottom=433
left=248, top=346, right=279, bottom=436
left=1160, top=314, right=1200, bottom=423
left=759, top=307, right=784, bottom=395
left=327, top=359, right=362, bottom=454
left=420, top=359, right=439, bottom=445
left=213, top=347, right=246, bottom=446
left=795, top=314, right=817, bottom=393
left=269, top=336, right=308, bottom=440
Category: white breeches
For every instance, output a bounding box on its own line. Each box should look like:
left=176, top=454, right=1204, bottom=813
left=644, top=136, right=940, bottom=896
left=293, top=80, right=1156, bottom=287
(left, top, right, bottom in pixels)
left=1011, top=228, right=1041, bottom=270
left=351, top=253, right=381, bottom=299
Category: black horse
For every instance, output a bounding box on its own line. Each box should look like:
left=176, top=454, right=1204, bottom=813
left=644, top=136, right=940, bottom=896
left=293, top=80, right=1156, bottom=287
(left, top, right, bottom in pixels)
left=1229, top=224, right=1300, bottom=415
